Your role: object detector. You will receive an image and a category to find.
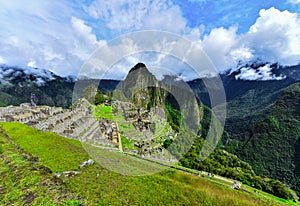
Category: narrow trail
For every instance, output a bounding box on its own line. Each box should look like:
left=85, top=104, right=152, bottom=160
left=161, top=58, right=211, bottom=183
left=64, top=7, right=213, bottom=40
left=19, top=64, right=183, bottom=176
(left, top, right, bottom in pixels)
left=114, top=121, right=123, bottom=152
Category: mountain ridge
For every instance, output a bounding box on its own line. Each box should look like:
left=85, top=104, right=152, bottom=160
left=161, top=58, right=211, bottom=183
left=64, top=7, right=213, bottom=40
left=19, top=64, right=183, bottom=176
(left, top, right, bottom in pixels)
left=226, top=82, right=300, bottom=194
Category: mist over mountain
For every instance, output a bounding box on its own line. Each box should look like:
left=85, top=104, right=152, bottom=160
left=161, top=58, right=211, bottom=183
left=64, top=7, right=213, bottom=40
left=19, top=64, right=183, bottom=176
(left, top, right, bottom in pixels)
left=0, top=60, right=299, bottom=109
left=188, top=61, right=300, bottom=141
left=0, top=65, right=74, bottom=107
left=1, top=61, right=298, bottom=151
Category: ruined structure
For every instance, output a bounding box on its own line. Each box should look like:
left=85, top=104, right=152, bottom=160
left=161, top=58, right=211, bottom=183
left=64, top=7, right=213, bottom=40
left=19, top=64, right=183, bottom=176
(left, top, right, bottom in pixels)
left=0, top=99, right=114, bottom=146
left=99, top=119, right=120, bottom=144
left=0, top=98, right=174, bottom=159
left=230, top=181, right=242, bottom=190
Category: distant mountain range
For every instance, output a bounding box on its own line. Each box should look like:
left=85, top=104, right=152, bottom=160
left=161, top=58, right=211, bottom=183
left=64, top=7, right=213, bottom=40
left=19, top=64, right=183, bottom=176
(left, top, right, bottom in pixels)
left=0, top=65, right=74, bottom=107
left=1, top=61, right=299, bottom=137
left=1, top=61, right=299, bottom=139
left=1, top=61, right=299, bottom=194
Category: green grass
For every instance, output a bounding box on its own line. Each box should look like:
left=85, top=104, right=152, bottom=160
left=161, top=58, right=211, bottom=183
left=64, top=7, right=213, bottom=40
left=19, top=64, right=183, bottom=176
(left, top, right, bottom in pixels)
left=0, top=122, right=89, bottom=173
left=0, top=122, right=290, bottom=205
left=0, top=129, right=82, bottom=205
left=121, top=135, right=136, bottom=150
left=94, top=105, right=113, bottom=120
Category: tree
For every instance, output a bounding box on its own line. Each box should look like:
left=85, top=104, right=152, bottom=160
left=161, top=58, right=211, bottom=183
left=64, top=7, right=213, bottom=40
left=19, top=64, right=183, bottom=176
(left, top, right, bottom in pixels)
left=95, top=90, right=106, bottom=105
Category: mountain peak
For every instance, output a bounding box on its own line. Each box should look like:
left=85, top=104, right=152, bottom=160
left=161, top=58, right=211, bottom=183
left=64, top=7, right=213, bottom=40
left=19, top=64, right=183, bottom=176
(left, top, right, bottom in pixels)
left=128, top=62, right=148, bottom=74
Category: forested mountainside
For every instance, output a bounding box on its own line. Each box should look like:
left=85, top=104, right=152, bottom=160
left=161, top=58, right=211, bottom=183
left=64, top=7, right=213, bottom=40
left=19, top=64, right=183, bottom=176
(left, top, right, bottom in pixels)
left=226, top=82, right=300, bottom=195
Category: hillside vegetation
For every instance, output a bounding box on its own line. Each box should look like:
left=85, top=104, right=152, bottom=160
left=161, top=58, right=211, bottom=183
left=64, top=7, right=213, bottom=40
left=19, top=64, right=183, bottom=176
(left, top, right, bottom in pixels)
left=0, top=128, right=82, bottom=205
left=227, top=83, right=300, bottom=197
left=0, top=122, right=288, bottom=205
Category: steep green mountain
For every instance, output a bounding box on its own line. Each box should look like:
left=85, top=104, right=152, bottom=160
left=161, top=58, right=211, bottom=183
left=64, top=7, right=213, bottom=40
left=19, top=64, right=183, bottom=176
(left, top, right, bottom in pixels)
left=116, top=62, right=163, bottom=108
left=111, top=63, right=296, bottom=200
left=115, top=63, right=200, bottom=132
left=178, top=106, right=296, bottom=200
left=188, top=62, right=299, bottom=141
left=227, top=82, right=300, bottom=194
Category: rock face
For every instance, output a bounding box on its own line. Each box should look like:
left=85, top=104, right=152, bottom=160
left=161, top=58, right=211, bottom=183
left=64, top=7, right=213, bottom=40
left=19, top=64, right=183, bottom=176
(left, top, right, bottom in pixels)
left=116, top=63, right=160, bottom=109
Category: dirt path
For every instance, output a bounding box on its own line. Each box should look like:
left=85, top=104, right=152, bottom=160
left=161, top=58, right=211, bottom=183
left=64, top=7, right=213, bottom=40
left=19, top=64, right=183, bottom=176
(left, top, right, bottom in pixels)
left=114, top=121, right=123, bottom=152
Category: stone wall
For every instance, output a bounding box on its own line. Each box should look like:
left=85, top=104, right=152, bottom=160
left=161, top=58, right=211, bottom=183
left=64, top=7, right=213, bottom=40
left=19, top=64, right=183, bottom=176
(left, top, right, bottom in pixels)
left=0, top=99, right=108, bottom=145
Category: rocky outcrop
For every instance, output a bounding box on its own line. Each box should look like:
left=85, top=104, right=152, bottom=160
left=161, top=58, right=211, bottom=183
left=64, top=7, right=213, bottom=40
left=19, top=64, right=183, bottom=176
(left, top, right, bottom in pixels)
left=55, top=171, right=79, bottom=178
left=79, top=159, right=94, bottom=168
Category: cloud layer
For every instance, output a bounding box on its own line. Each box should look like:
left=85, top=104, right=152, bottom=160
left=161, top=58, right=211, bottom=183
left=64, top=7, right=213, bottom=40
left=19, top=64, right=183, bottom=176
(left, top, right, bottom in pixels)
left=0, top=1, right=299, bottom=80
left=235, top=64, right=286, bottom=81
left=0, top=0, right=101, bottom=77
left=200, top=7, right=300, bottom=72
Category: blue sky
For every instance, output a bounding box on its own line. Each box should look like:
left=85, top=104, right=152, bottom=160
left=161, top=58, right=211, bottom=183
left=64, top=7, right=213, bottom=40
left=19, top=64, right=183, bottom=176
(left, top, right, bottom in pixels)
left=174, top=0, right=300, bottom=34
left=0, top=0, right=299, bottom=80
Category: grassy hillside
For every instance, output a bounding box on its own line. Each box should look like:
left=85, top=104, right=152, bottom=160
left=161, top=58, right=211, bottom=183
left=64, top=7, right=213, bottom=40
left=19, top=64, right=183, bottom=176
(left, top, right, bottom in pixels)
left=0, top=128, right=82, bottom=205
left=0, top=122, right=288, bottom=205
left=227, top=83, right=300, bottom=196
left=174, top=105, right=294, bottom=200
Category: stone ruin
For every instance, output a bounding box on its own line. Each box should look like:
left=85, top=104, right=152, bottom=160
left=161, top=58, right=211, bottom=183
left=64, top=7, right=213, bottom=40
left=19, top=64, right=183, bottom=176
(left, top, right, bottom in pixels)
left=0, top=99, right=113, bottom=146
left=55, top=171, right=79, bottom=178
left=0, top=98, right=174, bottom=159
left=0, top=103, right=63, bottom=124
left=30, top=93, right=38, bottom=107
left=79, top=159, right=95, bottom=168
left=111, top=100, right=175, bottom=160
left=230, top=181, right=242, bottom=190
left=99, top=119, right=120, bottom=144
left=114, top=101, right=156, bottom=137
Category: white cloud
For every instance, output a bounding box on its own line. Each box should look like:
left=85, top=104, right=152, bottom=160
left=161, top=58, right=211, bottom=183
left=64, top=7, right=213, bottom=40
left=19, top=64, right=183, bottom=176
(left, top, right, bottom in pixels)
left=288, top=0, right=300, bottom=4
left=200, top=27, right=240, bottom=69
left=71, top=17, right=98, bottom=45
left=0, top=56, right=6, bottom=64
left=70, top=17, right=106, bottom=60
left=199, top=27, right=254, bottom=70
left=27, top=60, right=37, bottom=68
left=93, top=7, right=300, bottom=80
left=245, top=7, right=300, bottom=65
left=0, top=64, right=56, bottom=86
left=85, top=0, right=201, bottom=36
left=79, top=31, right=216, bottom=81
left=0, top=1, right=299, bottom=82
left=235, top=64, right=286, bottom=81
left=0, top=0, right=203, bottom=79
left=199, top=7, right=300, bottom=72
left=0, top=0, right=101, bottom=77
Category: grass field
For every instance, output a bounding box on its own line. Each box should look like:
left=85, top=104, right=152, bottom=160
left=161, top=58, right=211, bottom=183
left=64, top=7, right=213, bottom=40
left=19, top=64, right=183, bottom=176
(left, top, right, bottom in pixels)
left=94, top=105, right=114, bottom=120
left=0, top=122, right=292, bottom=205
left=0, top=128, right=82, bottom=205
